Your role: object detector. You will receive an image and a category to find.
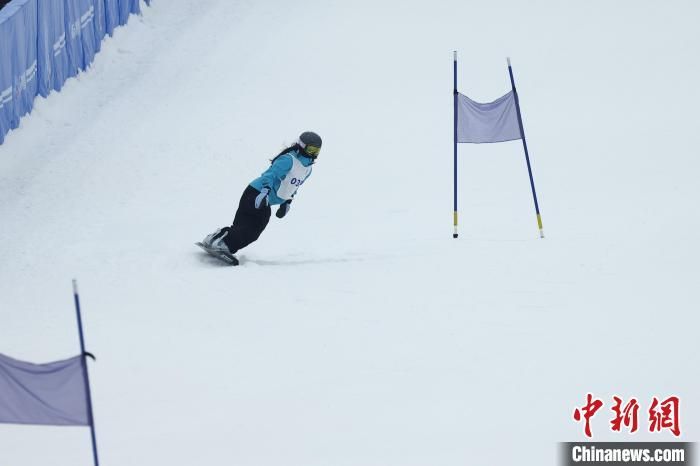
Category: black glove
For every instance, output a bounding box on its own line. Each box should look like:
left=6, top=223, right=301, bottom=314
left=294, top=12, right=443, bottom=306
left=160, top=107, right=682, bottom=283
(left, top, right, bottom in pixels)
left=276, top=200, right=292, bottom=218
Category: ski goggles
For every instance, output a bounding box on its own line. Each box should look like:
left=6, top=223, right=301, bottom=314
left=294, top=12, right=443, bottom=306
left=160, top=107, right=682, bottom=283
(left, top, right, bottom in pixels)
left=303, top=144, right=321, bottom=157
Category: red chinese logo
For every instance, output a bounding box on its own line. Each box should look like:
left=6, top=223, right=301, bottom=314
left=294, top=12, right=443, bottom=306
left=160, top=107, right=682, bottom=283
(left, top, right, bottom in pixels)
left=573, top=394, right=681, bottom=438
left=649, top=396, right=681, bottom=437
left=610, top=396, right=639, bottom=433
left=573, top=393, right=603, bottom=438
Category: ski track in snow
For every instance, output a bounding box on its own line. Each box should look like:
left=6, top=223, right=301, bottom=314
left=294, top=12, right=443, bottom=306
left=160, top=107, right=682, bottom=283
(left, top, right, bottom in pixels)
left=1, top=1, right=699, bottom=465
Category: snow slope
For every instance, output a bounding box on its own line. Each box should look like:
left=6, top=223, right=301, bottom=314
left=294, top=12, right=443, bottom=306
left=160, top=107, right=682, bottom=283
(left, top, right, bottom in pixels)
left=1, top=1, right=699, bottom=465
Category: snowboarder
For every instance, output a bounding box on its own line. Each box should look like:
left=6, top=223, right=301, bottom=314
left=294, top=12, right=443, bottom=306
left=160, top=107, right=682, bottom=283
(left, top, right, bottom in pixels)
left=198, top=131, right=322, bottom=263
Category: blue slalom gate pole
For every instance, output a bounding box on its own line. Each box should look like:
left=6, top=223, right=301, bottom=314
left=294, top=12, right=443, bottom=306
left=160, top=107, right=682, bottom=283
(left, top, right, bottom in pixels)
left=72, top=280, right=100, bottom=466
left=453, top=51, right=459, bottom=238
left=507, top=57, right=545, bottom=238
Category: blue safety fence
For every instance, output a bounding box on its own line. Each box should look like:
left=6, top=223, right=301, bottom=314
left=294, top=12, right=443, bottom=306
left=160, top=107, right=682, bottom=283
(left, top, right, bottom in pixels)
left=0, top=0, right=149, bottom=144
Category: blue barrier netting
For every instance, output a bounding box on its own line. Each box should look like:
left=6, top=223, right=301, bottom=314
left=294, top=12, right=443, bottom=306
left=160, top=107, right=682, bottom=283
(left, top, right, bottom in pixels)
left=0, top=0, right=146, bottom=144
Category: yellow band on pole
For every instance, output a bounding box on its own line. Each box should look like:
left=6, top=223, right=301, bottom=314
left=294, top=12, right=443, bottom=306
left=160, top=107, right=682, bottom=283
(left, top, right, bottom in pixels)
left=453, top=211, right=458, bottom=226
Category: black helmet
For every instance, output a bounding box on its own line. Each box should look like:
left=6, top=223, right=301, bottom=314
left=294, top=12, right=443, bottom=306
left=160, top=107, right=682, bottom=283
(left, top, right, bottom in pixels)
left=298, top=131, right=322, bottom=158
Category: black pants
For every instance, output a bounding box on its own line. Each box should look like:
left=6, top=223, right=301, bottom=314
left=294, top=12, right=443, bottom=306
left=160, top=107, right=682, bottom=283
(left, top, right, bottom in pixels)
left=221, top=185, right=271, bottom=254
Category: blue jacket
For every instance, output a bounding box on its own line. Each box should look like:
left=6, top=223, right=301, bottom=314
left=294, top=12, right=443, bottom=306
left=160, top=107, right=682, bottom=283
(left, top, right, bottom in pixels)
left=249, top=148, right=314, bottom=205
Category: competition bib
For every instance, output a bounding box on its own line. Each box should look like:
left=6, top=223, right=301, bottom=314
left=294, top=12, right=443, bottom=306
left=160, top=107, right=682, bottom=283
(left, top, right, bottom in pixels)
left=276, top=155, right=312, bottom=200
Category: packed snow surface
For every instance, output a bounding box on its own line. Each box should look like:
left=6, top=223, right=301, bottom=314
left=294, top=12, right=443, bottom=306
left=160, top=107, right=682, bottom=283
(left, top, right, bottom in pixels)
left=1, top=1, right=699, bottom=465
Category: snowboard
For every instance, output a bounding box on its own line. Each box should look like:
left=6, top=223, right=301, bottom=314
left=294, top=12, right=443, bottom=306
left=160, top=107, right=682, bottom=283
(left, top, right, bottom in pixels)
left=195, top=242, right=240, bottom=266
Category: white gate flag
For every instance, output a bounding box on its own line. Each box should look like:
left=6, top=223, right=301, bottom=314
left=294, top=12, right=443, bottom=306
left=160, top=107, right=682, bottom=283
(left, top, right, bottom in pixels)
left=457, top=91, right=522, bottom=143
left=0, top=353, right=89, bottom=426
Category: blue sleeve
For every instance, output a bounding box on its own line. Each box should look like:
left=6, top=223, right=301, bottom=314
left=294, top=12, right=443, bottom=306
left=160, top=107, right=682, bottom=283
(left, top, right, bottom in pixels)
left=258, top=155, right=293, bottom=190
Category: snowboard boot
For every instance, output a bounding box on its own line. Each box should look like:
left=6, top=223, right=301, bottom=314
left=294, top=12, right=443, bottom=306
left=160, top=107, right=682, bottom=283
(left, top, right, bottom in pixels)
left=202, top=227, right=232, bottom=254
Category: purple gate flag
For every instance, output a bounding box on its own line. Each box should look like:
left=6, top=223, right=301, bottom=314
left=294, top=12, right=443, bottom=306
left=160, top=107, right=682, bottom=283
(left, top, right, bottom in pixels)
left=0, top=353, right=89, bottom=426
left=457, top=91, right=522, bottom=143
